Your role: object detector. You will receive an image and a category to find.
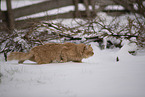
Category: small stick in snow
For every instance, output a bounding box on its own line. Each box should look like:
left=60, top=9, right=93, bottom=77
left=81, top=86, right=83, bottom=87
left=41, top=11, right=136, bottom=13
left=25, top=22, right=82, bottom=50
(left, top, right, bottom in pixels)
left=116, top=56, right=119, bottom=62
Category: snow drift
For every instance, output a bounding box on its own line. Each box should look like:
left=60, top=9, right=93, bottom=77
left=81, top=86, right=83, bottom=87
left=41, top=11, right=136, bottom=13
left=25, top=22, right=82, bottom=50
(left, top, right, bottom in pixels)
left=0, top=43, right=145, bottom=97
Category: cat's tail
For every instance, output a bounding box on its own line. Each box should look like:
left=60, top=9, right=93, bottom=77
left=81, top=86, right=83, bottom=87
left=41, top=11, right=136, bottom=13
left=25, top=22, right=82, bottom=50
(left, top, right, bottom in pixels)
left=7, top=52, right=33, bottom=63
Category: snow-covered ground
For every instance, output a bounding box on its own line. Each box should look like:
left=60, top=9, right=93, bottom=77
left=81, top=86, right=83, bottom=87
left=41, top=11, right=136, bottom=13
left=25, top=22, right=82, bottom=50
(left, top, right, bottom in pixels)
left=0, top=42, right=145, bottom=97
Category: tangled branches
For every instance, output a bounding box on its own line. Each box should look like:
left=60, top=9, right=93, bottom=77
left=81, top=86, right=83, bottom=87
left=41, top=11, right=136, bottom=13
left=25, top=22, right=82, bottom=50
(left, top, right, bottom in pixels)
left=0, top=13, right=144, bottom=61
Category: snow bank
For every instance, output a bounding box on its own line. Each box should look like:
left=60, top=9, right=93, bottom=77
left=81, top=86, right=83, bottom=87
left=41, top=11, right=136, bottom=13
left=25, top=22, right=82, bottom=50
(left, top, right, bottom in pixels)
left=0, top=44, right=145, bottom=97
